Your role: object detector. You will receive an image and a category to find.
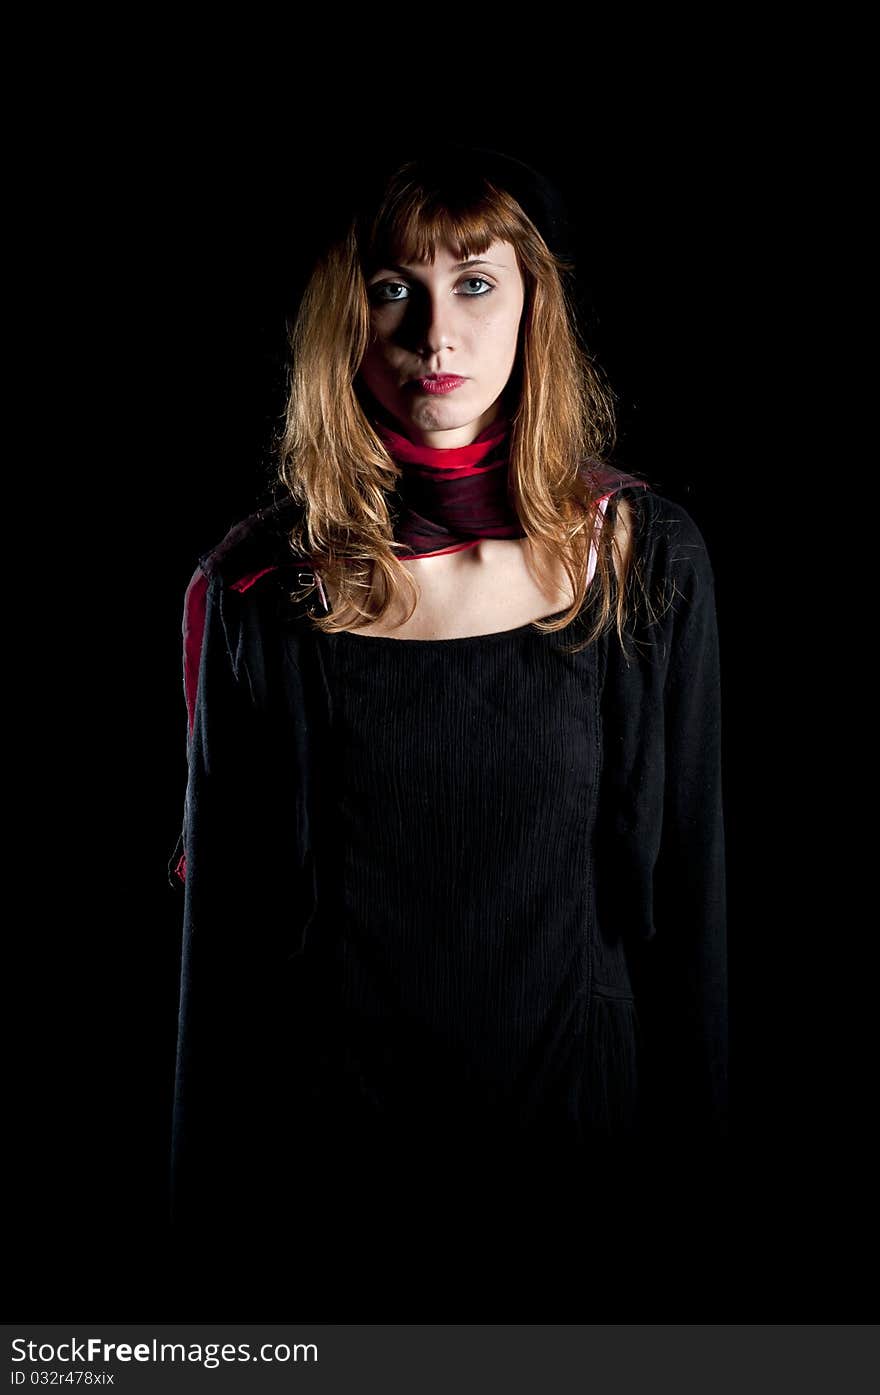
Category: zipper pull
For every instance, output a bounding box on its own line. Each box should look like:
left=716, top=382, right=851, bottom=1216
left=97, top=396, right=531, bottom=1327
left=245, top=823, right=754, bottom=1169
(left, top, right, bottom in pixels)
left=294, top=567, right=332, bottom=615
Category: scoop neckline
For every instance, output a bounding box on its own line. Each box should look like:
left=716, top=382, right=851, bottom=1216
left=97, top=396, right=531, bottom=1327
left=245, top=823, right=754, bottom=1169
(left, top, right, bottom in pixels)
left=329, top=606, right=572, bottom=646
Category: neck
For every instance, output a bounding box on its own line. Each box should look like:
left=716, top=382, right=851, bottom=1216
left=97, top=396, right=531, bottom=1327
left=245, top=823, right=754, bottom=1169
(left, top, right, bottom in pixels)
left=373, top=406, right=522, bottom=560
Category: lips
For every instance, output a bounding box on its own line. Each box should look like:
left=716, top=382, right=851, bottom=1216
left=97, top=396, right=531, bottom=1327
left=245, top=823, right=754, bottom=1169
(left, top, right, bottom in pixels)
left=412, top=375, right=467, bottom=396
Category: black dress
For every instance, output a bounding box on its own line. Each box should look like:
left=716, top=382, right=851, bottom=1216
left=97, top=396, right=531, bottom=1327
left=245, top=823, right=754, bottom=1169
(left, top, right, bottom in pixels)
left=304, top=607, right=640, bottom=1153
left=168, top=487, right=728, bottom=1315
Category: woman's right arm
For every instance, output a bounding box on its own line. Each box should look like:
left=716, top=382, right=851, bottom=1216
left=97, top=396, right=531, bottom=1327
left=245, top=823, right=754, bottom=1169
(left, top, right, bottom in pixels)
left=170, top=566, right=318, bottom=1237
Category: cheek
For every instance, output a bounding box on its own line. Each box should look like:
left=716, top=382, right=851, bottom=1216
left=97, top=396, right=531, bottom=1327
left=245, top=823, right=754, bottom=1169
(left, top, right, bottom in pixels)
left=479, top=308, right=523, bottom=361
left=362, top=329, right=393, bottom=370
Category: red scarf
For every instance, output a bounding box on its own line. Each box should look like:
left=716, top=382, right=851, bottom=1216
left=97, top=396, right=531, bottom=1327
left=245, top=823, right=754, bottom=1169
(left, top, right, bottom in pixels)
left=374, top=412, right=526, bottom=560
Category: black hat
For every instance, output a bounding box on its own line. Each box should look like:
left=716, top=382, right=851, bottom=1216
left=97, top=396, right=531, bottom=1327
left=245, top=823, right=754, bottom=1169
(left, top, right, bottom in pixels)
left=307, top=141, right=577, bottom=271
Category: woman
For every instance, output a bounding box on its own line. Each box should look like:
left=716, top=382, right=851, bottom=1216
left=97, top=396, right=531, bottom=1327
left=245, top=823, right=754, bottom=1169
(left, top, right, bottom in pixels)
left=167, top=144, right=728, bottom=1311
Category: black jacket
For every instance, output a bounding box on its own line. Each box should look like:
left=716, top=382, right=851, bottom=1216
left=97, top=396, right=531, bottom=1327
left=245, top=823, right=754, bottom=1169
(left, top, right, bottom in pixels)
left=167, top=484, right=728, bottom=1249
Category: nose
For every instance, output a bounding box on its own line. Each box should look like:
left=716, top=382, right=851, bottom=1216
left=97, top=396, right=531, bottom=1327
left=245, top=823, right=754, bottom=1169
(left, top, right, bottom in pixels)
left=410, top=289, right=456, bottom=361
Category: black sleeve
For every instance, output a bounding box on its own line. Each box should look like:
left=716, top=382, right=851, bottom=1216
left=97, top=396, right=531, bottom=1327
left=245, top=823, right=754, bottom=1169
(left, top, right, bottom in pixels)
left=596, top=492, right=729, bottom=1144
left=633, top=504, right=729, bottom=1143
left=169, top=571, right=317, bottom=1241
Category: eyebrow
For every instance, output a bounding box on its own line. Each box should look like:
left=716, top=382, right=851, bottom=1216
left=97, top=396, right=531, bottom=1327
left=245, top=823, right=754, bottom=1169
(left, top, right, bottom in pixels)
left=369, top=258, right=503, bottom=278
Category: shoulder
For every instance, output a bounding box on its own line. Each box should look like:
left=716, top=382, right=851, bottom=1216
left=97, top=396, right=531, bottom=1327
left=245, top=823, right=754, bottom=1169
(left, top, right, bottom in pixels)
left=619, top=491, right=720, bottom=674
left=592, top=483, right=719, bottom=666
left=582, top=461, right=717, bottom=592
left=180, top=493, right=309, bottom=694
left=618, top=487, right=717, bottom=588
left=194, top=491, right=306, bottom=592
left=182, top=492, right=310, bottom=616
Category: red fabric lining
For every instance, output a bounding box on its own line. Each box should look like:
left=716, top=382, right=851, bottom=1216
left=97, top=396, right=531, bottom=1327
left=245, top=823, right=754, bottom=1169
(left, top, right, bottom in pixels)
left=230, top=565, right=279, bottom=594
left=177, top=564, right=280, bottom=885
left=183, top=568, right=209, bottom=741
left=184, top=565, right=282, bottom=741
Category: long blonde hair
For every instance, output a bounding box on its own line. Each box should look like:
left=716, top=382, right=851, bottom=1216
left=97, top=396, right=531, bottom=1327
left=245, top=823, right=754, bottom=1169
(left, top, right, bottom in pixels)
left=275, top=157, right=651, bottom=654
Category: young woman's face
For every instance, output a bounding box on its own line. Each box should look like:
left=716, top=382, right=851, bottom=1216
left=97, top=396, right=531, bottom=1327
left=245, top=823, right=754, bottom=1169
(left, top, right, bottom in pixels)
left=358, top=238, right=526, bottom=446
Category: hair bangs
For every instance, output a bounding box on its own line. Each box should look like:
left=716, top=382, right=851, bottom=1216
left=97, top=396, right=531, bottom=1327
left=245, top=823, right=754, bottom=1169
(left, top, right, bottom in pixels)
left=364, top=184, right=525, bottom=275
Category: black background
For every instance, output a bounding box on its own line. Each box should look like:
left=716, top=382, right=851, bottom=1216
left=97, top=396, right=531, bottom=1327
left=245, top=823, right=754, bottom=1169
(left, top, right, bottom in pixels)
left=11, top=83, right=869, bottom=1322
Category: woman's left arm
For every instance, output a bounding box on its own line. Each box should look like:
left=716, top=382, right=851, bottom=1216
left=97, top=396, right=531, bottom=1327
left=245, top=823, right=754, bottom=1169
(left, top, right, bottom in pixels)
left=630, top=518, right=729, bottom=1142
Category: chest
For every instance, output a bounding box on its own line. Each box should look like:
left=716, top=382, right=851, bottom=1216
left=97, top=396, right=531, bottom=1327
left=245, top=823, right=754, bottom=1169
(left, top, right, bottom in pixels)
left=324, top=539, right=576, bottom=640
left=312, top=624, right=603, bottom=829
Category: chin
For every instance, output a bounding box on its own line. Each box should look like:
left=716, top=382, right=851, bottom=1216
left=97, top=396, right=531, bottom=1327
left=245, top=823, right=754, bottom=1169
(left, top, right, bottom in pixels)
left=407, top=397, right=493, bottom=427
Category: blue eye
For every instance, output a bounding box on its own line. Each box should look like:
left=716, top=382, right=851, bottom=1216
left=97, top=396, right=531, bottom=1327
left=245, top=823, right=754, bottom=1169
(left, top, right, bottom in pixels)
left=373, top=282, right=408, bottom=303
left=370, top=276, right=495, bottom=304
left=458, top=277, right=494, bottom=296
